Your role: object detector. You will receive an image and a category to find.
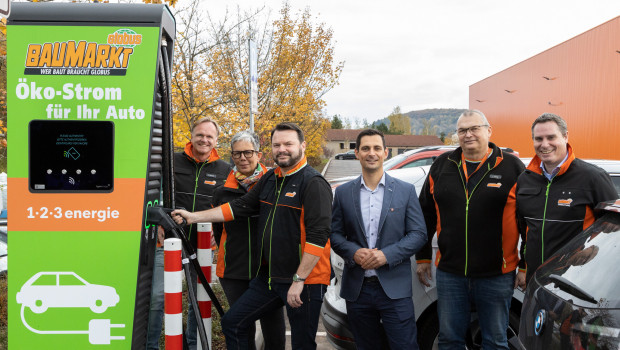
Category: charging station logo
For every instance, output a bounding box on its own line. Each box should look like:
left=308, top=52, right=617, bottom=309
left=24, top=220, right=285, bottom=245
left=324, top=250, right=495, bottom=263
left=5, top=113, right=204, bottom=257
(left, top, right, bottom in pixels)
left=23, top=29, right=142, bottom=76
left=64, top=147, right=81, bottom=160
left=16, top=271, right=125, bottom=344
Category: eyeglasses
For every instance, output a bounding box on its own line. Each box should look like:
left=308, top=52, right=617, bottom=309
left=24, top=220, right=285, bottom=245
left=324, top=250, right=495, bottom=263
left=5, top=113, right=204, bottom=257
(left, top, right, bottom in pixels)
left=231, top=150, right=257, bottom=159
left=456, top=124, right=489, bottom=136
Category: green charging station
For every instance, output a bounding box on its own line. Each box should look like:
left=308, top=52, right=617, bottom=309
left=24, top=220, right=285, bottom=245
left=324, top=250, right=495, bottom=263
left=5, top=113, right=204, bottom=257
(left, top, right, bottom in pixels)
left=7, top=3, right=176, bottom=348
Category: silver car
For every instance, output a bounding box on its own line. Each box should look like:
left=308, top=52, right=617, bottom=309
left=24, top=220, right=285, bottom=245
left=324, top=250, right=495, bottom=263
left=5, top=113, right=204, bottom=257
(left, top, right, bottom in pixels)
left=321, top=159, right=620, bottom=350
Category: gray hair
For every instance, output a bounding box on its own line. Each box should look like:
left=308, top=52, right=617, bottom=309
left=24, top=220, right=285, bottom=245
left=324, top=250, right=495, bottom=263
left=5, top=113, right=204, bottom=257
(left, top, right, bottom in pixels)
left=230, top=130, right=260, bottom=151
left=531, top=113, right=568, bottom=138
left=458, top=109, right=490, bottom=126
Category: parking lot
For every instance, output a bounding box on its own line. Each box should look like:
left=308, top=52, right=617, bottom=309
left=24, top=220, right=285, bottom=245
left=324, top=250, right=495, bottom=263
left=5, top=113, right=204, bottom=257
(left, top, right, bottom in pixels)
left=322, top=159, right=361, bottom=182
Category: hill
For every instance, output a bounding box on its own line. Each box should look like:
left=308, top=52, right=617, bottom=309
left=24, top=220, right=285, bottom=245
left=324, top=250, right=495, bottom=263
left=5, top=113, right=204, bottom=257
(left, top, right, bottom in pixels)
left=375, top=108, right=466, bottom=136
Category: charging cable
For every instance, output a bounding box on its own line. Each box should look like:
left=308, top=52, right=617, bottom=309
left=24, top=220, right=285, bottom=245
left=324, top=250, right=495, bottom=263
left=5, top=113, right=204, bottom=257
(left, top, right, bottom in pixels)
left=20, top=305, right=125, bottom=345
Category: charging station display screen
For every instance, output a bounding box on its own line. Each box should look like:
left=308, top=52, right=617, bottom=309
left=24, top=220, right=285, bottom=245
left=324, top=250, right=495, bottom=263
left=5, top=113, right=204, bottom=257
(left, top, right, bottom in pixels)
left=29, top=120, right=114, bottom=192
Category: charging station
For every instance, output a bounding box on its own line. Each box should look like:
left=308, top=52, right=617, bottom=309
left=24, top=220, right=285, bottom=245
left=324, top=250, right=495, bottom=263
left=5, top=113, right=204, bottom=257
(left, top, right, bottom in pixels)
left=7, top=3, right=175, bottom=348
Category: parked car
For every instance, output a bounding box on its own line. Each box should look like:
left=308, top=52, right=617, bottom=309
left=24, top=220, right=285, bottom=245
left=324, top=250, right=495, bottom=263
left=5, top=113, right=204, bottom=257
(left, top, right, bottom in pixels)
left=16, top=271, right=120, bottom=314
left=513, top=200, right=620, bottom=350
left=322, top=158, right=620, bottom=350
left=383, top=145, right=519, bottom=171
left=334, top=150, right=357, bottom=160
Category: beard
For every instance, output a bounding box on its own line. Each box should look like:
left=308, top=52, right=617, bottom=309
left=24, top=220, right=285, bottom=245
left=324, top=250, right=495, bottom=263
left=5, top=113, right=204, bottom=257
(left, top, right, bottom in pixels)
left=274, top=147, right=303, bottom=169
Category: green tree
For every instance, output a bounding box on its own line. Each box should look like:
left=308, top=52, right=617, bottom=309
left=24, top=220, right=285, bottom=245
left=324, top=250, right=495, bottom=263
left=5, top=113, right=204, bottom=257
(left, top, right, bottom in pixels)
left=331, top=115, right=343, bottom=129
left=376, top=123, right=389, bottom=134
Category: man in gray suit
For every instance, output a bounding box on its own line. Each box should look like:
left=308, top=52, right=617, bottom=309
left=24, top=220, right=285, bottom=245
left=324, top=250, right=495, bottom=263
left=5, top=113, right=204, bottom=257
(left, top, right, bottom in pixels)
left=330, top=129, right=427, bottom=350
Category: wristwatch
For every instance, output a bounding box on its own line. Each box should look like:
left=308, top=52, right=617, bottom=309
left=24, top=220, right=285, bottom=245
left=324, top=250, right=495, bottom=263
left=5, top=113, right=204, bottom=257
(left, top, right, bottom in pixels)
left=292, top=273, right=306, bottom=282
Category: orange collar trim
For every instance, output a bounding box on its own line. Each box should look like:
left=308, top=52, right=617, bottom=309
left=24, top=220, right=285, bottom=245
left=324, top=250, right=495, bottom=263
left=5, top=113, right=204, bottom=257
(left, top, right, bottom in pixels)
left=526, top=144, right=575, bottom=176
left=274, top=157, right=307, bottom=177
left=184, top=141, right=220, bottom=163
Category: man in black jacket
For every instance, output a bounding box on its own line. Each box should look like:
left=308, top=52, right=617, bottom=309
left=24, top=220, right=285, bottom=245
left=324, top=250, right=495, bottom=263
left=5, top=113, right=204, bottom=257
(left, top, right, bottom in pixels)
left=515, top=113, right=617, bottom=287
left=172, top=122, right=333, bottom=350
left=416, top=110, right=525, bottom=350
left=147, top=117, right=231, bottom=350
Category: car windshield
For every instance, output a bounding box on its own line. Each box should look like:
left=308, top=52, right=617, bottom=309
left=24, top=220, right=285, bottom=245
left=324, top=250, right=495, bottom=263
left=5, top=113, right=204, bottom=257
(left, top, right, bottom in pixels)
left=536, top=212, right=620, bottom=308
left=383, top=153, right=409, bottom=170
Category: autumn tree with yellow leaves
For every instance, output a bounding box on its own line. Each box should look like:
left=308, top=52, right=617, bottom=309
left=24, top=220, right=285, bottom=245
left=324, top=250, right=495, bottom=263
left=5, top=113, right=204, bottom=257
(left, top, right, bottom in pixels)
left=172, top=3, right=343, bottom=165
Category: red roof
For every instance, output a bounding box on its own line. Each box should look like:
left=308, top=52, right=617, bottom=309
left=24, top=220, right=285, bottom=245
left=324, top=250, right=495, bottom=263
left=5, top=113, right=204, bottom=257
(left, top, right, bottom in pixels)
left=325, top=129, right=443, bottom=147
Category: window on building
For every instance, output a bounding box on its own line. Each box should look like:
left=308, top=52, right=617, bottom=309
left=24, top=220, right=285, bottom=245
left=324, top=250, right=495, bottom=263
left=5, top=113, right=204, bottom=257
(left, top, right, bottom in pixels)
left=349, top=143, right=355, bottom=149
left=340, top=142, right=345, bottom=149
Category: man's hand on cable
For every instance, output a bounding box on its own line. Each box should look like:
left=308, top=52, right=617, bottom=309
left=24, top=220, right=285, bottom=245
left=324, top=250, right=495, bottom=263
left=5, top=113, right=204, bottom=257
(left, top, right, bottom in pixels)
left=171, top=209, right=194, bottom=225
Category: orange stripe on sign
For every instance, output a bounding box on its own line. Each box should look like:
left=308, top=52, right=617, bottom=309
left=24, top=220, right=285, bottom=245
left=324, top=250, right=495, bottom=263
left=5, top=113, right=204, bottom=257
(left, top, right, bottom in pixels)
left=165, top=292, right=183, bottom=314
left=9, top=177, right=146, bottom=232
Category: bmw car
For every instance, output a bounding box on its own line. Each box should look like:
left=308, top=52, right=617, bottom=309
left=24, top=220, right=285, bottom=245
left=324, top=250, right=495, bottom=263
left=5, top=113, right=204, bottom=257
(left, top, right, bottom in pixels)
left=514, top=200, right=620, bottom=350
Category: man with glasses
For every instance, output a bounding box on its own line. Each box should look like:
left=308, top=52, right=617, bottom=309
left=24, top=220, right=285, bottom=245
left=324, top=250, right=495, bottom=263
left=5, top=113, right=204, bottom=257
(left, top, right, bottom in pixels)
left=212, top=130, right=285, bottom=349
left=416, top=110, right=525, bottom=349
left=171, top=122, right=333, bottom=350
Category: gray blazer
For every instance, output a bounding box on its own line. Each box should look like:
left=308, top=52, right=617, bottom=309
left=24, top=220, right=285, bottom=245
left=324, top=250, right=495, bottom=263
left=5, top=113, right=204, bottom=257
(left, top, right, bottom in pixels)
left=330, top=173, right=427, bottom=301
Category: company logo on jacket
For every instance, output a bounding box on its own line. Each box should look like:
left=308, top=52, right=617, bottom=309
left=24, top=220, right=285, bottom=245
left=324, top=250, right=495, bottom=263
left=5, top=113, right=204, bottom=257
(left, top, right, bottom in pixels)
left=558, top=198, right=573, bottom=207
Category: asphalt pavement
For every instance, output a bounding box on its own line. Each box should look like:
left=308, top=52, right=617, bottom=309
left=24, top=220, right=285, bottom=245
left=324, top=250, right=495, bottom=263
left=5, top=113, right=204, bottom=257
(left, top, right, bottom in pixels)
left=322, top=159, right=361, bottom=182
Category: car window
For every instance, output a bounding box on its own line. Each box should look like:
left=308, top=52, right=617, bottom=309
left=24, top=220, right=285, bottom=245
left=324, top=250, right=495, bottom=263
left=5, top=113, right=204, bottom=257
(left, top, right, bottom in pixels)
left=32, top=274, right=57, bottom=286
left=383, top=153, right=409, bottom=170
left=536, top=212, right=620, bottom=308
left=610, top=175, right=620, bottom=197
left=401, top=158, right=434, bottom=168
left=60, top=274, right=85, bottom=285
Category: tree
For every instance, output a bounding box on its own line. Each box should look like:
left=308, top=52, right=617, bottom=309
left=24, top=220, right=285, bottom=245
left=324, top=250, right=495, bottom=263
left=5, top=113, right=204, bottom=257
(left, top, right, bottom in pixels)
left=199, top=3, right=344, bottom=165
left=420, top=119, right=438, bottom=136
left=169, top=2, right=263, bottom=153
left=375, top=123, right=389, bottom=134
left=387, top=106, right=410, bottom=135
left=331, top=115, right=343, bottom=129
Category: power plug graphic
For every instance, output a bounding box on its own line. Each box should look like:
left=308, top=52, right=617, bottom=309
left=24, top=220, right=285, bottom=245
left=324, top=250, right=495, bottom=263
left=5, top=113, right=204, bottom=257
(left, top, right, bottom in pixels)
left=88, top=319, right=125, bottom=345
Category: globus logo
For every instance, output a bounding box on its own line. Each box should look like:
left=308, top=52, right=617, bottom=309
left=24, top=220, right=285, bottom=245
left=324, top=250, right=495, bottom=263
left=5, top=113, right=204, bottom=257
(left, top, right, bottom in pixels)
left=23, top=29, right=143, bottom=76
left=107, top=29, right=142, bottom=48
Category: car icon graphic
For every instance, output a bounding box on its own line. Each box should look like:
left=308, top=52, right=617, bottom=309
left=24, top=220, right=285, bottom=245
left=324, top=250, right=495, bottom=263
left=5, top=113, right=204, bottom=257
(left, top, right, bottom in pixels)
left=16, top=272, right=120, bottom=314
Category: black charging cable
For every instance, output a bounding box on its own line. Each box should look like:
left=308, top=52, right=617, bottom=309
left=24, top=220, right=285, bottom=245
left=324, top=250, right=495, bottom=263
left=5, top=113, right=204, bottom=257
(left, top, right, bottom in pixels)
left=146, top=206, right=226, bottom=350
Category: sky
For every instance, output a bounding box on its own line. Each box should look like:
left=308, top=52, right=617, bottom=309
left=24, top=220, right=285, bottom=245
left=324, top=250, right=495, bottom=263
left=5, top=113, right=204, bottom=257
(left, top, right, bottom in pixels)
left=193, top=0, right=620, bottom=124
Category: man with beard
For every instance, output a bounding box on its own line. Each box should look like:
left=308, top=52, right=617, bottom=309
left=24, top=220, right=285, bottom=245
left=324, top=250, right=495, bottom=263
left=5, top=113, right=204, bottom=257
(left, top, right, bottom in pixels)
left=172, top=122, right=333, bottom=350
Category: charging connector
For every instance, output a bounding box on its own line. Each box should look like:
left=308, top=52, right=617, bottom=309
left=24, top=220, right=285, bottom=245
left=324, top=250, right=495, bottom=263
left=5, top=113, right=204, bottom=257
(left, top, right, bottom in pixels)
left=20, top=305, right=126, bottom=345
left=88, top=319, right=125, bottom=344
